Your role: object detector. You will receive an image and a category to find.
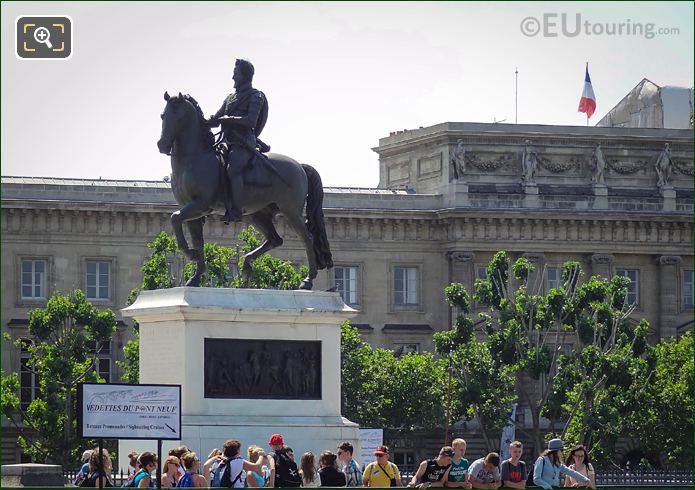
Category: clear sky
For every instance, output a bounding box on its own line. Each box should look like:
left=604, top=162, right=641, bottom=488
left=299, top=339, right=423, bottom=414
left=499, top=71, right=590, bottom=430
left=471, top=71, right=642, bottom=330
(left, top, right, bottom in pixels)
left=2, top=1, right=693, bottom=188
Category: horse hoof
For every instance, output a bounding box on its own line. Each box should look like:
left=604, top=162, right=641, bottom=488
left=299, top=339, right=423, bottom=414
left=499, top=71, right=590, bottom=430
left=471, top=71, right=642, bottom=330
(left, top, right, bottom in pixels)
left=299, top=279, right=313, bottom=291
left=185, top=276, right=201, bottom=287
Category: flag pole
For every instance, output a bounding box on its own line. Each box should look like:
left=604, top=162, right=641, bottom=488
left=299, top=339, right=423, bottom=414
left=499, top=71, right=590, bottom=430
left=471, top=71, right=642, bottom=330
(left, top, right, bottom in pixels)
left=515, top=67, right=519, bottom=124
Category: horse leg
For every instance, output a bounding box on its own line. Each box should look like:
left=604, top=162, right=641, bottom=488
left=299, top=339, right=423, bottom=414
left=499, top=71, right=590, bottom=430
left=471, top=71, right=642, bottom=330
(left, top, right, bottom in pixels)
left=284, top=210, right=317, bottom=290
left=185, top=218, right=206, bottom=287
left=170, top=201, right=208, bottom=284
left=241, top=210, right=283, bottom=286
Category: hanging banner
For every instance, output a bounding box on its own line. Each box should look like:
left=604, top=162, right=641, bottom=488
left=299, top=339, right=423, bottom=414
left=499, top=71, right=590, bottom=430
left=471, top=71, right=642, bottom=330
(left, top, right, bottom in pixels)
left=78, top=383, right=181, bottom=440
left=499, top=402, right=518, bottom=461
left=359, top=428, right=383, bottom=467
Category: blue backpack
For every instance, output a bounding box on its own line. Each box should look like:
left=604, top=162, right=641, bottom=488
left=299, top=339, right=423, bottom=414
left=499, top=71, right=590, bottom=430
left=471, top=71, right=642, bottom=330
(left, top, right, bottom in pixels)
left=211, top=457, right=244, bottom=488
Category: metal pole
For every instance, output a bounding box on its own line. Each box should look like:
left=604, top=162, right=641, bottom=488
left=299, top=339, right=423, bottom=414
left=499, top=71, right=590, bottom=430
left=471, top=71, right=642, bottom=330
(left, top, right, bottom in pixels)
left=98, top=439, right=103, bottom=489
left=444, top=365, right=452, bottom=445
left=157, top=439, right=163, bottom=489
left=515, top=67, right=518, bottom=124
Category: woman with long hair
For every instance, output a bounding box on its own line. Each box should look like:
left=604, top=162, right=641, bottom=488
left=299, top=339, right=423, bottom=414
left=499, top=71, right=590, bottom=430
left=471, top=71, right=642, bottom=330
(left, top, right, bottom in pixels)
left=532, top=439, right=590, bottom=489
left=564, top=445, right=596, bottom=488
left=300, top=452, right=320, bottom=488
left=161, top=456, right=181, bottom=488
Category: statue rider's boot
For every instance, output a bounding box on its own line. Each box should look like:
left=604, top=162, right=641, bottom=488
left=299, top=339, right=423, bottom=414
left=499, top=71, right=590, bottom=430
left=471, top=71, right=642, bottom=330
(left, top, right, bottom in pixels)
left=222, top=167, right=244, bottom=225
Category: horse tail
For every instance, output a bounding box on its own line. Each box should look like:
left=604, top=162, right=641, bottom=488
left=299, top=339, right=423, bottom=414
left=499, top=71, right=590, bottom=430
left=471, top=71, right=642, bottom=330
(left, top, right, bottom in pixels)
left=301, top=164, right=333, bottom=270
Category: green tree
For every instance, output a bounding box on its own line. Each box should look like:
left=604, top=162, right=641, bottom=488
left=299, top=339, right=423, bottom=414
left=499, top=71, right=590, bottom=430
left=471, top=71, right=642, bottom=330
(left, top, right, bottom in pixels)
left=434, top=283, right=517, bottom=452
left=0, top=290, right=117, bottom=467
left=340, top=322, right=460, bottom=431
left=119, top=228, right=307, bottom=383
left=624, top=332, right=693, bottom=468
left=473, top=251, right=650, bottom=456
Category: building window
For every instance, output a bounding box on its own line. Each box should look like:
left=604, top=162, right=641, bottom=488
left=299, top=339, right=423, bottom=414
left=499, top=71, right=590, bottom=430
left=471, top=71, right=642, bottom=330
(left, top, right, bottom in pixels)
left=683, top=270, right=694, bottom=309
left=21, top=259, right=47, bottom=299
left=616, top=269, right=640, bottom=306
left=335, top=266, right=359, bottom=305
left=394, top=266, right=418, bottom=305
left=393, top=342, right=420, bottom=357
left=547, top=267, right=560, bottom=290
left=477, top=267, right=488, bottom=280
left=86, top=261, right=111, bottom=300
left=19, top=339, right=38, bottom=412
left=86, top=340, right=112, bottom=382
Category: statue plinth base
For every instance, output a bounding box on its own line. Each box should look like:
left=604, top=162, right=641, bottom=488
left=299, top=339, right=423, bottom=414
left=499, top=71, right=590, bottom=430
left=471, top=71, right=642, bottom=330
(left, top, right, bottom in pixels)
left=661, top=186, right=676, bottom=211
left=442, top=181, right=470, bottom=207
left=523, top=183, right=539, bottom=208
left=118, top=288, right=359, bottom=473
left=592, top=183, right=608, bottom=196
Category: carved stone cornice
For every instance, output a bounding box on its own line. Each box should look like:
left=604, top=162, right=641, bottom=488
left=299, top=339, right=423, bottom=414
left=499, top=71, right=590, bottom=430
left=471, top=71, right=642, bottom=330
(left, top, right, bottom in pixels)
left=522, top=252, right=545, bottom=263
left=591, top=253, right=615, bottom=265
left=448, top=251, right=475, bottom=263
left=656, top=255, right=682, bottom=266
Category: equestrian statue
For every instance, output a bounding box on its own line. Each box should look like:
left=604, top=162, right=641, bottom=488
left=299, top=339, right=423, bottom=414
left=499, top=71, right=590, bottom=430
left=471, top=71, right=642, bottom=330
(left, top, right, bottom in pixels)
left=156, top=59, right=332, bottom=290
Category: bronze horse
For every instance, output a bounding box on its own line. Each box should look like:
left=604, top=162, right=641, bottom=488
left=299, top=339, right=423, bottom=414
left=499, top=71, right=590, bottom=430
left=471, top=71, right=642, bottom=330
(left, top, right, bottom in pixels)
left=156, top=92, right=332, bottom=290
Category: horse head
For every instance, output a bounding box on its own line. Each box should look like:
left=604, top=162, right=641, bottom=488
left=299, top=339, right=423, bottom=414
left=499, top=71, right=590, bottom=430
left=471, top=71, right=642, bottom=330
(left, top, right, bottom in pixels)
left=157, top=91, right=200, bottom=155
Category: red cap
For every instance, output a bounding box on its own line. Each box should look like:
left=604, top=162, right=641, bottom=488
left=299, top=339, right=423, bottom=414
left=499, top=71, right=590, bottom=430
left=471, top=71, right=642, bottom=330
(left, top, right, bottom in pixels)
left=269, top=434, right=284, bottom=446
left=374, top=445, right=389, bottom=456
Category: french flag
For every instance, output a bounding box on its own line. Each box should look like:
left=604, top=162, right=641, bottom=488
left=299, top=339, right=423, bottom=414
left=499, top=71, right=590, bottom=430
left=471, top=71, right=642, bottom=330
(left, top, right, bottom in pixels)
left=578, top=64, right=596, bottom=118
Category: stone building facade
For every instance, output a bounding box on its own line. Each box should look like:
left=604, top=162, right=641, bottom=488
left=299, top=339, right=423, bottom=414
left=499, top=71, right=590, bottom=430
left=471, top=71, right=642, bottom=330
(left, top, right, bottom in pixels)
left=2, top=122, right=692, bottom=464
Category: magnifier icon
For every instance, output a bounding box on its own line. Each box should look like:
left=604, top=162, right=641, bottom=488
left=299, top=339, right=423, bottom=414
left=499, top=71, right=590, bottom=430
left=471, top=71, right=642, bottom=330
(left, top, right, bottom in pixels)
left=33, top=27, right=53, bottom=49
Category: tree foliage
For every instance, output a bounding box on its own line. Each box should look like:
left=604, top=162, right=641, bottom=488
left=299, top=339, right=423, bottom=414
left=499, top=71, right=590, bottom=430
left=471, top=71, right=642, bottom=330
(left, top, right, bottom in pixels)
left=1, top=290, right=117, bottom=467
left=340, top=322, right=461, bottom=431
left=471, top=251, right=651, bottom=459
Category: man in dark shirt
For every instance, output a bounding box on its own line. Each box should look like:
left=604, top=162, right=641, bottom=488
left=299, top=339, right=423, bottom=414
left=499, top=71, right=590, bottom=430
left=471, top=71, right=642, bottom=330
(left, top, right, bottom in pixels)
left=408, top=446, right=455, bottom=489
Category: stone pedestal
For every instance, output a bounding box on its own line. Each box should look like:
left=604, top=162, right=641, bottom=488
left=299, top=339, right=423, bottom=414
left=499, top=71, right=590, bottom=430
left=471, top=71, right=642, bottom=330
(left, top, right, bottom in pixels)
left=119, top=288, right=359, bottom=472
left=592, top=184, right=608, bottom=209
left=1, top=463, right=64, bottom=487
left=523, top=183, right=539, bottom=208
left=661, top=186, right=676, bottom=211
left=442, top=181, right=470, bottom=207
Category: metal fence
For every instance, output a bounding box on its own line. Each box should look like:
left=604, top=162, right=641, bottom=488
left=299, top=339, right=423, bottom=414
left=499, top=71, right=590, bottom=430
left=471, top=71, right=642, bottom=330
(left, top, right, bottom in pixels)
left=596, top=470, right=693, bottom=487
left=63, top=468, right=130, bottom=487
left=63, top=468, right=693, bottom=487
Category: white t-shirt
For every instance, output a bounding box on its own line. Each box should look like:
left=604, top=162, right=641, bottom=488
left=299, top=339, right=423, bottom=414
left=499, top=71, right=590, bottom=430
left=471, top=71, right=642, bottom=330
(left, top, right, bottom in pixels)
left=227, top=457, right=246, bottom=488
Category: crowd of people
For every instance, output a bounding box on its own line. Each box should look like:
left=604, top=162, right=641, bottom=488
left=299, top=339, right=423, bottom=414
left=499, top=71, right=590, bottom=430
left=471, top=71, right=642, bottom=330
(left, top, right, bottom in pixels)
left=73, top=435, right=596, bottom=489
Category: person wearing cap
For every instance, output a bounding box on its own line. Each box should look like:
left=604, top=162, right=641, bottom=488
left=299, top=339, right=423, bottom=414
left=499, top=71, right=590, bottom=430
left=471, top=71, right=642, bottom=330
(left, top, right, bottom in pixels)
left=408, top=446, right=455, bottom=489
left=268, top=433, right=301, bottom=487
left=363, top=445, right=403, bottom=487
left=532, top=439, right=589, bottom=489
left=466, top=452, right=501, bottom=489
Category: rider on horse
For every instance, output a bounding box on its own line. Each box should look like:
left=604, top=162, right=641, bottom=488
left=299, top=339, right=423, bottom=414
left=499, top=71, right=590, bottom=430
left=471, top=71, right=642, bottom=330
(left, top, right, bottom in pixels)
left=207, top=58, right=270, bottom=224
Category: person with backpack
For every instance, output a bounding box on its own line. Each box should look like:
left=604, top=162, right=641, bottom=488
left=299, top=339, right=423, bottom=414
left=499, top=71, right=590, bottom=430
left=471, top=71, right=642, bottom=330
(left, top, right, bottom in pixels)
left=268, top=434, right=302, bottom=488
left=80, top=448, right=114, bottom=488
left=177, top=452, right=208, bottom=488
left=532, top=439, right=589, bottom=489
left=207, top=439, right=270, bottom=488
left=132, top=452, right=158, bottom=488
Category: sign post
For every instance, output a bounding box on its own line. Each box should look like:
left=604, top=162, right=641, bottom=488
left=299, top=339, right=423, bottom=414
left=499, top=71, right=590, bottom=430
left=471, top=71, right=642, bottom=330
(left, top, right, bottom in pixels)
left=78, top=383, right=181, bottom=488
